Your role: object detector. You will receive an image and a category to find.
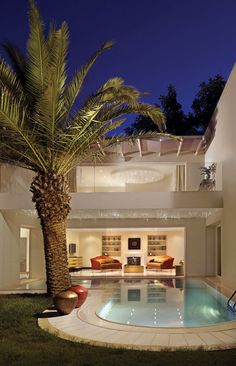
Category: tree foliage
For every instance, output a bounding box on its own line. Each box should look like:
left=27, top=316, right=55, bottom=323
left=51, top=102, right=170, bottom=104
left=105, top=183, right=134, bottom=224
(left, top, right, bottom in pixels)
left=188, top=74, right=226, bottom=132
left=159, top=85, right=188, bottom=135
left=126, top=75, right=226, bottom=135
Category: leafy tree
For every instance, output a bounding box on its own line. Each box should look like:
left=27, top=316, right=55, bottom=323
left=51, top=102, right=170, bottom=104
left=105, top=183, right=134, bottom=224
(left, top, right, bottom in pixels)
left=159, top=85, right=188, bottom=135
left=187, top=74, right=226, bottom=133
left=126, top=84, right=187, bottom=135
left=125, top=114, right=156, bottom=134
left=0, top=1, right=165, bottom=296
left=126, top=76, right=226, bottom=135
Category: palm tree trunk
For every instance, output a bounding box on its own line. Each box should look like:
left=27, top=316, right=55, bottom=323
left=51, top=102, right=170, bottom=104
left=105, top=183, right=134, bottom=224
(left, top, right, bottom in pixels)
left=41, top=220, right=71, bottom=296
left=30, top=172, right=72, bottom=296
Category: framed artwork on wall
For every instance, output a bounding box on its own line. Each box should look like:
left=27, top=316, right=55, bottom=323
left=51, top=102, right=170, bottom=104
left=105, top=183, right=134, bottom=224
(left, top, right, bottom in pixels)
left=69, top=243, right=76, bottom=255
left=128, top=238, right=141, bottom=250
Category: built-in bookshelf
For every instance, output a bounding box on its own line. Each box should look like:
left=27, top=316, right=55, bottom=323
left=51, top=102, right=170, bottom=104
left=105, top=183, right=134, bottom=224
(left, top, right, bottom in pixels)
left=102, top=235, right=121, bottom=256
left=147, top=235, right=167, bottom=256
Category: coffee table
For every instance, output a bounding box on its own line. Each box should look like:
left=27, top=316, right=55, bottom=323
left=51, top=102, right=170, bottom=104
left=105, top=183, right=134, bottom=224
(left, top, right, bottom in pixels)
left=124, top=265, right=144, bottom=273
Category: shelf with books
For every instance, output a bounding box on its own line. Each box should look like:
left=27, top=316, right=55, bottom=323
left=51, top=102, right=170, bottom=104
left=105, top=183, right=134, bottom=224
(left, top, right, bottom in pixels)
left=147, top=235, right=167, bottom=256
left=102, top=235, right=121, bottom=256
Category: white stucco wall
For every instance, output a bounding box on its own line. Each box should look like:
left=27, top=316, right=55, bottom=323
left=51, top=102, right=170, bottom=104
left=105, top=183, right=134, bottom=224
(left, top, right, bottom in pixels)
left=0, top=165, right=34, bottom=193
left=29, top=228, right=45, bottom=279
left=186, top=162, right=202, bottom=191
left=20, top=227, right=30, bottom=273
left=66, top=230, right=80, bottom=256
left=166, top=231, right=185, bottom=265
left=184, top=219, right=206, bottom=276
left=205, top=62, right=236, bottom=289
left=0, top=212, right=19, bottom=288
left=0, top=211, right=45, bottom=288
left=205, top=226, right=216, bottom=276
left=78, top=232, right=102, bottom=267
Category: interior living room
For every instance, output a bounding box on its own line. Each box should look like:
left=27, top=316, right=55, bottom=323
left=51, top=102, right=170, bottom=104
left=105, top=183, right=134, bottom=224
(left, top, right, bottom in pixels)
left=66, top=227, right=185, bottom=277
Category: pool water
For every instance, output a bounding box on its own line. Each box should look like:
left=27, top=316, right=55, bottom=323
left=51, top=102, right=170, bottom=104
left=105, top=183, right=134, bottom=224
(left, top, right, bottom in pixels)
left=96, top=279, right=236, bottom=327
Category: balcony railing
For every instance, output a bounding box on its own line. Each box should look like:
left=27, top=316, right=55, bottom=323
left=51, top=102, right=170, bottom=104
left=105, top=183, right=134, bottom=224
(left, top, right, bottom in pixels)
left=0, top=162, right=222, bottom=194
left=68, top=162, right=222, bottom=193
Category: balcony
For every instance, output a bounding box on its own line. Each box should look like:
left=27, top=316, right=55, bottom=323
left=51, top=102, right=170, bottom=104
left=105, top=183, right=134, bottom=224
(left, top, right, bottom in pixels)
left=69, top=162, right=222, bottom=193
left=0, top=162, right=221, bottom=194
left=0, top=162, right=222, bottom=211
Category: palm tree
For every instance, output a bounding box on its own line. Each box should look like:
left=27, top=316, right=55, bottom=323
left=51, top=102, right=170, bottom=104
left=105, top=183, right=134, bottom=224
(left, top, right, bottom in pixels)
left=0, top=0, right=166, bottom=296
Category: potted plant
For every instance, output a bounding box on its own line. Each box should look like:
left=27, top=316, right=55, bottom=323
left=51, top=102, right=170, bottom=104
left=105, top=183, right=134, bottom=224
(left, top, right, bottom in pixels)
left=199, top=163, right=216, bottom=191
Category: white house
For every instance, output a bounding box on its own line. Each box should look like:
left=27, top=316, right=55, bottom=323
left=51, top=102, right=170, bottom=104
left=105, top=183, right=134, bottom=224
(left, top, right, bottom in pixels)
left=1, top=63, right=236, bottom=292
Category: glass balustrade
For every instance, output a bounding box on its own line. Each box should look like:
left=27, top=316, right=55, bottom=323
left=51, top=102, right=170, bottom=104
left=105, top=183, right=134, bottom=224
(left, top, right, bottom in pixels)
left=0, top=162, right=222, bottom=193
left=72, top=162, right=222, bottom=193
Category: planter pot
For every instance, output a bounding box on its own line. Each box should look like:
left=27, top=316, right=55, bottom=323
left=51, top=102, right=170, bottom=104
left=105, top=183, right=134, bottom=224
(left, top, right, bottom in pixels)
left=53, top=290, right=78, bottom=315
left=68, top=285, right=88, bottom=308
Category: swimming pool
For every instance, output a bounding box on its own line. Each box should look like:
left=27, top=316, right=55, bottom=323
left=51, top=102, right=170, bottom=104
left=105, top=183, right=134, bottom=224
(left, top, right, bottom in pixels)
left=96, top=278, right=236, bottom=327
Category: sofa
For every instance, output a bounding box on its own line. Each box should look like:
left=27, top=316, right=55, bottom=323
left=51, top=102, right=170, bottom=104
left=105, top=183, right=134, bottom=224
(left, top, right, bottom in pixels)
left=90, top=256, right=122, bottom=270
left=146, top=255, right=174, bottom=270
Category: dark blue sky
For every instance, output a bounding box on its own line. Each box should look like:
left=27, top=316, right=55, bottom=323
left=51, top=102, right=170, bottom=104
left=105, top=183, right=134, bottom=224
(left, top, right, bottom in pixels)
left=1, top=0, right=236, bottom=130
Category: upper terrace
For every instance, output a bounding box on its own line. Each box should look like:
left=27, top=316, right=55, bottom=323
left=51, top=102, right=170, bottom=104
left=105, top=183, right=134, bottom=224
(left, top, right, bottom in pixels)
left=0, top=136, right=222, bottom=212
left=0, top=136, right=221, bottom=193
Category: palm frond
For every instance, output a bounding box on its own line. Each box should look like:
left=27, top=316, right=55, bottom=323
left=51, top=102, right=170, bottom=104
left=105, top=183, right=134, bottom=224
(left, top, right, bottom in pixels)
left=56, top=118, right=127, bottom=173
left=0, top=140, right=35, bottom=170
left=64, top=40, right=113, bottom=112
left=98, top=77, right=142, bottom=98
left=29, top=21, right=69, bottom=171
left=48, top=21, right=68, bottom=95
left=69, top=78, right=142, bottom=130
left=73, top=78, right=157, bottom=126
left=26, top=0, right=49, bottom=97
left=0, top=87, right=46, bottom=170
left=33, top=22, right=69, bottom=133
left=0, top=57, right=25, bottom=102
left=131, top=102, right=166, bottom=130
left=2, top=43, right=27, bottom=87
left=98, top=118, right=126, bottom=135
left=55, top=77, right=166, bottom=174
left=47, top=21, right=57, bottom=54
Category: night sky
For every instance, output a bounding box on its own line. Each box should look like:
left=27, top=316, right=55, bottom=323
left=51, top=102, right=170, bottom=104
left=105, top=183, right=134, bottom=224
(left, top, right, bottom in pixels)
left=1, top=0, right=236, bottom=131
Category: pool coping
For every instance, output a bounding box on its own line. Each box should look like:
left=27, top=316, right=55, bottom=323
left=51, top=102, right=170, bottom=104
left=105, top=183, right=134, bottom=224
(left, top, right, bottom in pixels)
left=38, top=278, right=236, bottom=351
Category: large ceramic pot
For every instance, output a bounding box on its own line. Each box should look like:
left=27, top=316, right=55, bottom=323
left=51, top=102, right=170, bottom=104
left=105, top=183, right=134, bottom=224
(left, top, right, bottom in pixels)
left=68, top=285, right=88, bottom=308
left=53, top=290, right=78, bottom=315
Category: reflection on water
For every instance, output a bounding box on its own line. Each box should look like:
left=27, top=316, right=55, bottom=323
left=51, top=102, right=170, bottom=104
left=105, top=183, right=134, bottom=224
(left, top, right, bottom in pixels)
left=4, top=277, right=236, bottom=328
left=96, top=279, right=236, bottom=328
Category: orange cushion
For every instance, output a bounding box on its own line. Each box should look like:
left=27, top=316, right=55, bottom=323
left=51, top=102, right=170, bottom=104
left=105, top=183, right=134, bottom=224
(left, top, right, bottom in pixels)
left=104, top=258, right=114, bottom=263
left=153, top=256, right=170, bottom=263
left=96, top=258, right=107, bottom=264
left=96, top=258, right=114, bottom=264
